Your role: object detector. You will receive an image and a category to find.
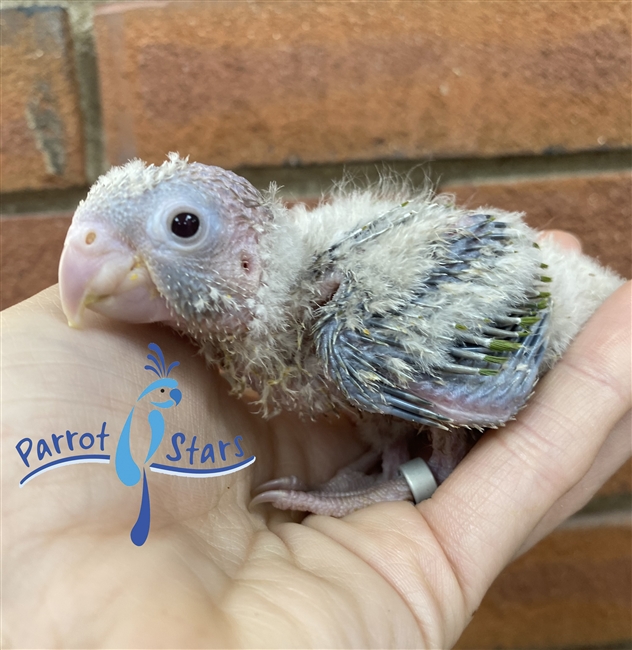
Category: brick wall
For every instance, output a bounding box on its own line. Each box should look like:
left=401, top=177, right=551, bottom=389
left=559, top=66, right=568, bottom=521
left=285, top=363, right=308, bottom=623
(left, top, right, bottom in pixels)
left=1, top=2, right=630, bottom=648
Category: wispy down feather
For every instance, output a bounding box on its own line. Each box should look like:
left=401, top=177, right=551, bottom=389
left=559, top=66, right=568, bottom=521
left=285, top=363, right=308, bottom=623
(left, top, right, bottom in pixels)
left=58, top=154, right=625, bottom=515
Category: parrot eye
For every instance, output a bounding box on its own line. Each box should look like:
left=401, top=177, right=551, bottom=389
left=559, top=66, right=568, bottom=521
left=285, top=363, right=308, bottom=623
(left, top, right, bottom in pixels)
left=171, top=213, right=200, bottom=238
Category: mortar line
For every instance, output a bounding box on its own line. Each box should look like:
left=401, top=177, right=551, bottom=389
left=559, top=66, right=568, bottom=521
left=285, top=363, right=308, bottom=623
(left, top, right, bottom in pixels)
left=2, top=148, right=631, bottom=215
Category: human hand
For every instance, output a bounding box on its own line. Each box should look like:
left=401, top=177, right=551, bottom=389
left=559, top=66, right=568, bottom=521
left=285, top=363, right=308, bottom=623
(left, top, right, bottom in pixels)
left=3, top=237, right=630, bottom=648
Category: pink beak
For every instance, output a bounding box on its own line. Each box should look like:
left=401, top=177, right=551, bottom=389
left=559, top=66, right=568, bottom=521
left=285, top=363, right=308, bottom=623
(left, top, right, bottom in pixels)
left=58, top=222, right=173, bottom=327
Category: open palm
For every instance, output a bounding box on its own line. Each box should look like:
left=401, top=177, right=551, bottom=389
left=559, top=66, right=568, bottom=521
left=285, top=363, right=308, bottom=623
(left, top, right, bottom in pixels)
left=3, top=273, right=630, bottom=648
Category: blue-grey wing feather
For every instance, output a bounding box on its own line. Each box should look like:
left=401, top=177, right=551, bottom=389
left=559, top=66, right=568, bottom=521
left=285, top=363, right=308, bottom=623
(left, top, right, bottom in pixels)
left=313, top=213, right=550, bottom=429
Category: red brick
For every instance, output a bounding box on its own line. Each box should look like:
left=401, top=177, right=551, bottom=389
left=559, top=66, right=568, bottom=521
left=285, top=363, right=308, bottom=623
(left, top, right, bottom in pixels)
left=598, top=459, right=632, bottom=499
left=597, top=460, right=632, bottom=497
left=0, top=213, right=71, bottom=310
left=0, top=7, right=85, bottom=192
left=455, top=518, right=632, bottom=649
left=441, top=172, right=631, bottom=279
left=94, top=1, right=631, bottom=169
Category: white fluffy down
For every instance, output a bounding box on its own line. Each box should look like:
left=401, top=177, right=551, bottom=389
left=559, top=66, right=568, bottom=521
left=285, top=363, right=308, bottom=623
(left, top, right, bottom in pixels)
left=221, top=180, right=624, bottom=417
left=537, top=235, right=624, bottom=365
left=83, top=156, right=625, bottom=421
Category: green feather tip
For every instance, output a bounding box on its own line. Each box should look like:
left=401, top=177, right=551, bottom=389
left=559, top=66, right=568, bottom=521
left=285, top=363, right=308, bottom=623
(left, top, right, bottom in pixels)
left=489, top=340, right=522, bottom=352
left=484, top=355, right=508, bottom=364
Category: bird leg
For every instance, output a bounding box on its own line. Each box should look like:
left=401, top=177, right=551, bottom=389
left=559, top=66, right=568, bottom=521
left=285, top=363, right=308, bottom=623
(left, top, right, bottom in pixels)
left=251, top=439, right=415, bottom=517
left=251, top=427, right=483, bottom=517
left=425, top=426, right=477, bottom=484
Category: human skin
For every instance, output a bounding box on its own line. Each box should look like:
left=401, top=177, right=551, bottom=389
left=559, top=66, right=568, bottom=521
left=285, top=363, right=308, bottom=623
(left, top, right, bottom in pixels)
left=2, top=232, right=630, bottom=649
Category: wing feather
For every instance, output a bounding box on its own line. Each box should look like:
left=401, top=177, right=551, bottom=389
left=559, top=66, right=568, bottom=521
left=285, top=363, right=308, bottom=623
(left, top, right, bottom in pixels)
left=313, top=211, right=550, bottom=428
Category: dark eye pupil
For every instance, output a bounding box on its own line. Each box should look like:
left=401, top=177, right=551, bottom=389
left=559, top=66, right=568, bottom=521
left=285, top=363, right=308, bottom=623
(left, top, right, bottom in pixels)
left=171, top=213, right=200, bottom=238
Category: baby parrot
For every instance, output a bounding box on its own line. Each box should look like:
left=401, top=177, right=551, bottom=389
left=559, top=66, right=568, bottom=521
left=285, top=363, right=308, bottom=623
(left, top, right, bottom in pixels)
left=59, top=154, right=624, bottom=516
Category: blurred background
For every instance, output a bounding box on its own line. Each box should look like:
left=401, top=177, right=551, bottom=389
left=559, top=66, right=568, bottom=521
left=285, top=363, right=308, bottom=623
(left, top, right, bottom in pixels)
left=1, top=2, right=630, bottom=648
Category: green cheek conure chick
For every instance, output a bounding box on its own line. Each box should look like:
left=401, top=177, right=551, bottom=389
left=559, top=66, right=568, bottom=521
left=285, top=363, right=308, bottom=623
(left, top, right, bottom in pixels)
left=58, top=153, right=625, bottom=516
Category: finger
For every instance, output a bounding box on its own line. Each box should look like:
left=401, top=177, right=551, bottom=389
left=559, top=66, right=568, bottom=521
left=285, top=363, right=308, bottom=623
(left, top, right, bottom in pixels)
left=516, top=408, right=631, bottom=555
left=2, top=287, right=258, bottom=527
left=420, top=281, right=631, bottom=609
left=538, top=229, right=582, bottom=251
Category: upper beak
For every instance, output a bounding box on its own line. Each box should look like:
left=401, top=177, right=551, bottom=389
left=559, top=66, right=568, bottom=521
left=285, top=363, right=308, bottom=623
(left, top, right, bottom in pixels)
left=58, top=222, right=173, bottom=327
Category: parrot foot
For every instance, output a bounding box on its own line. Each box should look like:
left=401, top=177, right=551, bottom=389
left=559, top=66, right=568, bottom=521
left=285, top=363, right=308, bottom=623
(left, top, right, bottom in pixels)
left=250, top=476, right=414, bottom=517
left=251, top=446, right=417, bottom=517
left=250, top=428, right=482, bottom=516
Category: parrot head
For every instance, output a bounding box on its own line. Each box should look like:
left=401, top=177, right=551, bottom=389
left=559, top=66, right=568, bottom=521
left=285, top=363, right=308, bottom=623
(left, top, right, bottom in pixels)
left=59, top=154, right=269, bottom=333
left=138, top=378, right=182, bottom=409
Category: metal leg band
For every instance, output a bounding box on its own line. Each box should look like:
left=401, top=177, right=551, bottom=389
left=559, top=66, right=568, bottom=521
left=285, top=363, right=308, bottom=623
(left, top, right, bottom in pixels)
left=399, top=458, right=438, bottom=504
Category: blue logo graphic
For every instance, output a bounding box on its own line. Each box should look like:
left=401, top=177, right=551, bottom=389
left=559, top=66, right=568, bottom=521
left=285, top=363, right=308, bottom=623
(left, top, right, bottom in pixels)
left=16, top=342, right=256, bottom=547
left=115, top=343, right=182, bottom=546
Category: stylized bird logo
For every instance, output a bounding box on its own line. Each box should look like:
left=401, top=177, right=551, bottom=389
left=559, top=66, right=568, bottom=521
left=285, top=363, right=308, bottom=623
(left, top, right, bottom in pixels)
left=115, top=343, right=181, bottom=545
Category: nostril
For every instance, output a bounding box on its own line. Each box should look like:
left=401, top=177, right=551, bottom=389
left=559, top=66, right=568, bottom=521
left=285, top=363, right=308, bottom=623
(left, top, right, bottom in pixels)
left=85, top=231, right=97, bottom=245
